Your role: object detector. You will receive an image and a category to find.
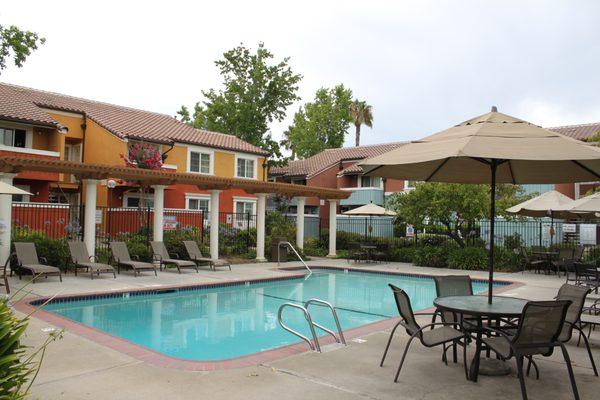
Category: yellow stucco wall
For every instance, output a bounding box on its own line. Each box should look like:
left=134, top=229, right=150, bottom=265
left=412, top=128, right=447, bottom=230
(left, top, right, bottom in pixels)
left=83, top=118, right=127, bottom=165
left=47, top=113, right=84, bottom=140
left=163, top=145, right=187, bottom=170
left=215, top=152, right=235, bottom=177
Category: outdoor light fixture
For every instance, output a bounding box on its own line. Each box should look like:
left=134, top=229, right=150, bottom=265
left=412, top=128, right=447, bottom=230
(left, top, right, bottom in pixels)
left=107, top=179, right=117, bottom=189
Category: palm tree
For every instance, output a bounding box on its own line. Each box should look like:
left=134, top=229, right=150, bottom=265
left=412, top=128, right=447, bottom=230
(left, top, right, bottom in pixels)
left=349, top=100, right=373, bottom=147
left=280, top=128, right=296, bottom=160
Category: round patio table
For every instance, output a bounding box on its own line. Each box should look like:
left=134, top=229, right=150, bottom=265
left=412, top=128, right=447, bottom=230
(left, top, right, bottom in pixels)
left=434, top=295, right=528, bottom=382
left=532, top=251, right=559, bottom=275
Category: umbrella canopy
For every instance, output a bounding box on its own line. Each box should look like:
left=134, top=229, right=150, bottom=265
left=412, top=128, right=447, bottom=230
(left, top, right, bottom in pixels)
left=360, top=107, right=600, bottom=303
left=0, top=181, right=31, bottom=196
left=506, top=190, right=574, bottom=218
left=343, top=203, right=397, bottom=216
left=556, top=192, right=600, bottom=218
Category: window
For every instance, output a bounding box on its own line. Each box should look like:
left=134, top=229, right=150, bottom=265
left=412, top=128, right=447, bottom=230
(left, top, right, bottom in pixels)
left=187, top=198, right=209, bottom=212
left=12, top=185, right=30, bottom=203
left=360, top=176, right=381, bottom=188
left=235, top=201, right=255, bottom=215
left=123, top=193, right=154, bottom=208
left=189, top=151, right=211, bottom=174
left=0, top=127, right=27, bottom=148
left=236, top=158, right=255, bottom=179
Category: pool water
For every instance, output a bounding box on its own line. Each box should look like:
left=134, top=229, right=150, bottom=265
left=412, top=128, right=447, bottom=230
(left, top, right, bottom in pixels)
left=44, top=270, right=494, bottom=361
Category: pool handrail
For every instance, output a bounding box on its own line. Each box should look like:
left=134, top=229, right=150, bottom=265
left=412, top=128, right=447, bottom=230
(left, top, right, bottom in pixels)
left=277, top=303, right=321, bottom=352
left=304, top=298, right=346, bottom=345
left=277, top=241, right=312, bottom=275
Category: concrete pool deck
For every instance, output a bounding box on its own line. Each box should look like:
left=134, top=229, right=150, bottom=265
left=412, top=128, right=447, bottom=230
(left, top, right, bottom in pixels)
left=8, top=259, right=600, bottom=399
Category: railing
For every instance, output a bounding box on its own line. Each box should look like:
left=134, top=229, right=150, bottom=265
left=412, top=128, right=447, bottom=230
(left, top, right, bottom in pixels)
left=277, top=241, right=311, bottom=275
left=304, top=298, right=346, bottom=345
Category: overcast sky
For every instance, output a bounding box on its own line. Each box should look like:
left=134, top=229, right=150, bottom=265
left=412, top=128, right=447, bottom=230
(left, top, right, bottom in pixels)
left=2, top=0, right=600, bottom=150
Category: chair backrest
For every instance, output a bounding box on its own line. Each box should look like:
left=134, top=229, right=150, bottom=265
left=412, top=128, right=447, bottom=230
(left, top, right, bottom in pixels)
left=558, top=247, right=574, bottom=260
left=14, top=242, right=39, bottom=265
left=556, top=284, right=589, bottom=341
left=109, top=242, right=131, bottom=262
left=150, top=241, right=170, bottom=259
left=573, top=246, right=584, bottom=261
left=513, top=300, right=571, bottom=356
left=433, top=275, right=473, bottom=297
left=389, top=284, right=421, bottom=337
left=183, top=241, right=202, bottom=259
left=68, top=241, right=90, bottom=264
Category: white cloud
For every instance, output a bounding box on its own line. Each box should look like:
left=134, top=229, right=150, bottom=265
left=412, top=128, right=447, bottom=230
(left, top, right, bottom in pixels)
left=516, top=98, right=600, bottom=128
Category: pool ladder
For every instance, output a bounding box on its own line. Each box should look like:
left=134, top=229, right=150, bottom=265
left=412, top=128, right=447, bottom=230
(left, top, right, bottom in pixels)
left=277, top=241, right=312, bottom=275
left=277, top=298, right=346, bottom=352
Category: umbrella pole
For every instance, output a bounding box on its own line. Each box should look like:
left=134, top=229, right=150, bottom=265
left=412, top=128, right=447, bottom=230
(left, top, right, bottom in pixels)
left=488, top=161, right=498, bottom=304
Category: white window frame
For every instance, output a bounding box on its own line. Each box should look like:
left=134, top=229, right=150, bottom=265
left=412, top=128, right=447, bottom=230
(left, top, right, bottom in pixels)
left=187, top=145, right=214, bottom=175
left=235, top=154, right=258, bottom=179
left=0, top=123, right=33, bottom=150
left=12, top=184, right=31, bottom=203
left=233, top=197, right=257, bottom=215
left=185, top=193, right=211, bottom=211
left=64, top=142, right=83, bottom=162
left=358, top=175, right=382, bottom=189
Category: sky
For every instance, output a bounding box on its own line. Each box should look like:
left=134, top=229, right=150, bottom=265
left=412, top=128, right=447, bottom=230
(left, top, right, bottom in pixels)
left=2, top=0, right=600, bottom=152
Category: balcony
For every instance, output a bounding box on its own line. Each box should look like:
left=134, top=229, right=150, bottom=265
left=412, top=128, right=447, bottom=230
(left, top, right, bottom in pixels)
left=339, top=187, right=384, bottom=206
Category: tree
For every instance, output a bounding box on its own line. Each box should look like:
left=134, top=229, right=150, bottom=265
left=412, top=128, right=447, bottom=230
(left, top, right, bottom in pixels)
left=279, top=127, right=296, bottom=160
left=388, top=182, right=532, bottom=247
left=349, top=100, right=373, bottom=146
left=287, top=85, right=353, bottom=159
left=0, top=24, right=45, bottom=73
left=177, top=43, right=302, bottom=159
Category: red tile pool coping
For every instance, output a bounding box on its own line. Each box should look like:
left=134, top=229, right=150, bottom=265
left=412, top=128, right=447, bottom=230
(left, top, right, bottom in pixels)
left=13, top=267, right=522, bottom=371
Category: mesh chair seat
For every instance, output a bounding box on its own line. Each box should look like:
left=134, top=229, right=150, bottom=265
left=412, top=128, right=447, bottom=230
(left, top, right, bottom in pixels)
left=162, top=258, right=196, bottom=267
left=23, top=264, right=60, bottom=273
left=581, top=314, right=600, bottom=326
left=422, top=326, right=465, bottom=346
left=120, top=260, right=156, bottom=270
left=76, top=262, right=115, bottom=272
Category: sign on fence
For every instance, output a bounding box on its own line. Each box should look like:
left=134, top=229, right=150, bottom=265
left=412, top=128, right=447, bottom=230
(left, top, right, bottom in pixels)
left=562, top=223, right=576, bottom=233
left=406, top=224, right=415, bottom=237
left=95, top=209, right=102, bottom=224
left=580, top=224, right=597, bottom=245
left=163, top=215, right=178, bottom=230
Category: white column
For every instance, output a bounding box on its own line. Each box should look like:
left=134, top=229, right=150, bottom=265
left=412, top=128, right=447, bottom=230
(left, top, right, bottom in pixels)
left=327, top=199, right=337, bottom=257
left=0, top=173, right=16, bottom=266
left=255, top=193, right=267, bottom=261
left=152, top=185, right=166, bottom=242
left=210, top=190, right=220, bottom=260
left=295, top=196, right=306, bottom=250
left=83, top=179, right=98, bottom=257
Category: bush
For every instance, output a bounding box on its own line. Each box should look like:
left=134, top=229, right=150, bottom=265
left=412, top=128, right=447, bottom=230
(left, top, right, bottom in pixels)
left=164, top=228, right=203, bottom=258
left=12, top=229, right=70, bottom=271
left=303, top=237, right=328, bottom=257
left=503, top=233, right=523, bottom=250
left=389, top=247, right=416, bottom=262
left=413, top=246, right=448, bottom=268
left=448, top=247, right=487, bottom=270
left=126, top=240, right=153, bottom=262
left=493, top=247, right=523, bottom=272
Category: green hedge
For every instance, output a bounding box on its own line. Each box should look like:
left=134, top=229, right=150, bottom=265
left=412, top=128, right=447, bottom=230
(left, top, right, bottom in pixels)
left=12, top=229, right=70, bottom=270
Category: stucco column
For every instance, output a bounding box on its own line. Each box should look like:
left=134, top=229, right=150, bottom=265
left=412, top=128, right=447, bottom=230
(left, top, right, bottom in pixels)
left=327, top=199, right=337, bottom=257
left=255, top=193, right=267, bottom=262
left=152, top=185, right=166, bottom=243
left=210, top=190, right=220, bottom=260
left=295, top=196, right=306, bottom=250
left=83, top=179, right=99, bottom=257
left=0, top=173, right=16, bottom=266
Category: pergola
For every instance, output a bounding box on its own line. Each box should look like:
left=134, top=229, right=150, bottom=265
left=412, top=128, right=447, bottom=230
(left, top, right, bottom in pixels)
left=0, top=157, right=350, bottom=264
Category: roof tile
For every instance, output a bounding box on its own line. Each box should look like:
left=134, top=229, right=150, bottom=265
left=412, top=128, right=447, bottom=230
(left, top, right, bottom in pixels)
left=548, top=122, right=600, bottom=142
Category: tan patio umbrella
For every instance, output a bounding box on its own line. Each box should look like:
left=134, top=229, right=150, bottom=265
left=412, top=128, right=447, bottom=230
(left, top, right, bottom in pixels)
left=342, top=203, right=397, bottom=216
left=360, top=107, right=600, bottom=303
left=506, top=190, right=574, bottom=246
left=556, top=192, right=600, bottom=219
left=0, top=181, right=31, bottom=196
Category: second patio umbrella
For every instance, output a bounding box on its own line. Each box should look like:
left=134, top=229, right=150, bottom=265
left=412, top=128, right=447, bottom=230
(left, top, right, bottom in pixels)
left=556, top=192, right=600, bottom=219
left=360, top=107, right=600, bottom=303
left=343, top=203, right=397, bottom=237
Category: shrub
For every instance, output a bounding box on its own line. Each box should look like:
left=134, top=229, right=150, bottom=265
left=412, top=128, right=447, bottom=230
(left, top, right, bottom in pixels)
left=164, top=228, right=202, bottom=258
left=126, top=240, right=153, bottom=262
left=447, top=247, right=487, bottom=270
left=303, top=237, right=328, bottom=257
left=389, top=247, right=416, bottom=262
left=413, top=246, right=448, bottom=268
left=503, top=233, right=523, bottom=250
left=494, top=247, right=523, bottom=272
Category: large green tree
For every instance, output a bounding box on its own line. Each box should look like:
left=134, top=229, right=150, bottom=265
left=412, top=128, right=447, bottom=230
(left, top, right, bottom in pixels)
left=0, top=24, right=45, bottom=73
left=388, top=182, right=532, bottom=247
left=287, top=85, right=353, bottom=159
left=349, top=99, right=373, bottom=147
left=177, top=43, right=302, bottom=158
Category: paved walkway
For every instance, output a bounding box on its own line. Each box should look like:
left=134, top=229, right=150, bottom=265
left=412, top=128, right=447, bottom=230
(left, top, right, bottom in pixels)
left=8, top=259, right=600, bottom=399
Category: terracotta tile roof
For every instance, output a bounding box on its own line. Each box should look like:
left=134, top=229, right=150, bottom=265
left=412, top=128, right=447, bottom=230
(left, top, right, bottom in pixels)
left=548, top=122, right=600, bottom=142
left=338, top=163, right=364, bottom=176
left=0, top=83, right=268, bottom=156
left=270, top=142, right=406, bottom=178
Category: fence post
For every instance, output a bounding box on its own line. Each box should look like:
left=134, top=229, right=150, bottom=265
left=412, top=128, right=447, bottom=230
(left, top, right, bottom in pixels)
left=200, top=210, right=204, bottom=243
left=146, top=205, right=151, bottom=245
left=246, top=211, right=251, bottom=248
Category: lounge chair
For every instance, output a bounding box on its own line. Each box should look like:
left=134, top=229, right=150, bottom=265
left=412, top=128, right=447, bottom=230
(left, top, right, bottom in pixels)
left=13, top=242, right=62, bottom=282
left=109, top=242, right=157, bottom=277
left=183, top=241, right=231, bottom=271
left=555, top=284, right=597, bottom=376
left=1, top=253, right=11, bottom=293
left=151, top=241, right=198, bottom=273
left=380, top=284, right=468, bottom=382
left=68, top=241, right=116, bottom=279
left=480, top=300, right=579, bottom=400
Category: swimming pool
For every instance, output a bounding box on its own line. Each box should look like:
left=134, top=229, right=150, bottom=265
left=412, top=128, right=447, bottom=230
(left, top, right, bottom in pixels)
left=42, top=269, right=500, bottom=361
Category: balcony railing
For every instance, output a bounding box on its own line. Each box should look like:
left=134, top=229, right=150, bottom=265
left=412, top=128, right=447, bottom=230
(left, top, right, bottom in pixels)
left=339, top=187, right=384, bottom=206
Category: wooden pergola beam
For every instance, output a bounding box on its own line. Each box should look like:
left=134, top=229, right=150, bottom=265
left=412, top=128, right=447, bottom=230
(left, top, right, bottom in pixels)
left=0, top=157, right=350, bottom=200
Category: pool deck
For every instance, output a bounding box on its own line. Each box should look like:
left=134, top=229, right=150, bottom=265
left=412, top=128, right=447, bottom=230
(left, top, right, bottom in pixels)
left=8, top=259, right=600, bottom=399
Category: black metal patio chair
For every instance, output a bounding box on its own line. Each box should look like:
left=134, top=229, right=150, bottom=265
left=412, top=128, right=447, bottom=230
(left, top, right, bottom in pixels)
left=552, top=248, right=575, bottom=277
left=479, top=300, right=580, bottom=400
left=520, top=248, right=546, bottom=274
left=380, top=284, right=469, bottom=382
